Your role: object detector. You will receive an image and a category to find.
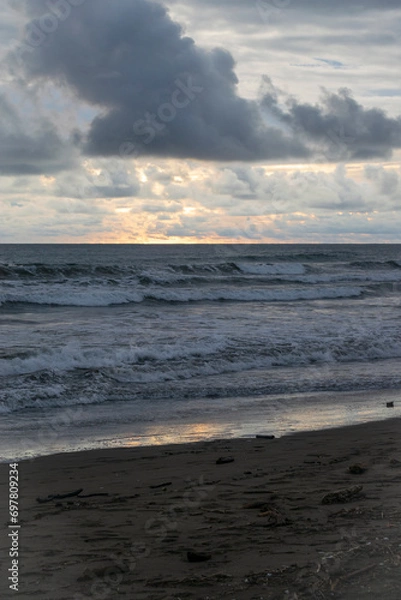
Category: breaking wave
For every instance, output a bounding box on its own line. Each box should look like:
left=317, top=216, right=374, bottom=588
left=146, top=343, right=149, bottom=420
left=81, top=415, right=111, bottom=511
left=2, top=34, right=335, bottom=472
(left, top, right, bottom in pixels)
left=0, top=284, right=364, bottom=307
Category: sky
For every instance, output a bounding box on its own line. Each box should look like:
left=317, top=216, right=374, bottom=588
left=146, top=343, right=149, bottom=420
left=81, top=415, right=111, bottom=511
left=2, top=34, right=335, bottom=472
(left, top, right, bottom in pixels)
left=0, top=0, right=401, bottom=243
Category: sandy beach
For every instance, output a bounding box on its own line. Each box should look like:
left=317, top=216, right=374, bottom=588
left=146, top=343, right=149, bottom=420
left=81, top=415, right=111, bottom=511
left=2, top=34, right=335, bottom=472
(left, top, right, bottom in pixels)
left=1, top=418, right=401, bottom=600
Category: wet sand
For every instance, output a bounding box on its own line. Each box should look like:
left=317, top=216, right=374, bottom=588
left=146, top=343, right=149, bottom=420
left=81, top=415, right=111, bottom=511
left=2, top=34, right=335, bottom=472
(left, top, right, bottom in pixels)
left=1, top=417, right=401, bottom=599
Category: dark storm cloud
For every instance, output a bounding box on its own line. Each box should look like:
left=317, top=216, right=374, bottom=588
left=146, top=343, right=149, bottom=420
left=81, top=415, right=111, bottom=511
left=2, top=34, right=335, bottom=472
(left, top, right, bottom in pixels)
left=261, top=79, right=401, bottom=160
left=8, top=0, right=401, bottom=164
left=11, top=0, right=308, bottom=162
left=0, top=94, right=74, bottom=175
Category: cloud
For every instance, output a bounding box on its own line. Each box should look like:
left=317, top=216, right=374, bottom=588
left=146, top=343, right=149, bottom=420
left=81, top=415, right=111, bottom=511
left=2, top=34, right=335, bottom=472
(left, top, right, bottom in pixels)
left=0, top=94, right=75, bottom=175
left=261, top=79, right=401, bottom=160
left=3, top=0, right=401, bottom=173
left=53, top=159, right=140, bottom=199
left=2, top=157, right=401, bottom=242
left=10, top=0, right=308, bottom=162
left=168, top=0, right=401, bottom=19
left=364, top=164, right=400, bottom=197
left=9, top=0, right=401, bottom=165
left=165, top=0, right=401, bottom=41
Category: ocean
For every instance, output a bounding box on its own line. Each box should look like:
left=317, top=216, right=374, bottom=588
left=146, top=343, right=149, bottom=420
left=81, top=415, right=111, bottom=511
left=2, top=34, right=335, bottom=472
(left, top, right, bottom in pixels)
left=1, top=243, right=401, bottom=461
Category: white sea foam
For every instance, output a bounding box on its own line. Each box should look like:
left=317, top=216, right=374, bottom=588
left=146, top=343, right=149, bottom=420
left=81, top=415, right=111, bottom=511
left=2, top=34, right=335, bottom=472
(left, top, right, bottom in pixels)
left=0, top=336, right=228, bottom=377
left=3, top=335, right=401, bottom=415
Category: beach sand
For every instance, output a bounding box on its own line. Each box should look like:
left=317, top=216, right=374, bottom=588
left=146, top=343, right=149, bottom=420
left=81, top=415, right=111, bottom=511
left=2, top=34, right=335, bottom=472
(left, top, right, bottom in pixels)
left=1, top=418, right=401, bottom=599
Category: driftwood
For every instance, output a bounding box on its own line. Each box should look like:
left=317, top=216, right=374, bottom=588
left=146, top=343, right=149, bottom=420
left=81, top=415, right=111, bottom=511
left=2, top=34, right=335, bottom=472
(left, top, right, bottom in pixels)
left=36, top=488, right=83, bottom=503
left=77, top=492, right=109, bottom=498
left=149, top=482, right=172, bottom=489
left=243, top=501, right=270, bottom=509
left=338, top=563, right=377, bottom=582
left=331, top=563, right=377, bottom=590
left=36, top=489, right=109, bottom=503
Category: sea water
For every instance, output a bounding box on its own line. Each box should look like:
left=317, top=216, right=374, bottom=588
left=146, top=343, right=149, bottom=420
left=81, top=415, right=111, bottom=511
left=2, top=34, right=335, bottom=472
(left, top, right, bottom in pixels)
left=1, top=243, right=401, bottom=460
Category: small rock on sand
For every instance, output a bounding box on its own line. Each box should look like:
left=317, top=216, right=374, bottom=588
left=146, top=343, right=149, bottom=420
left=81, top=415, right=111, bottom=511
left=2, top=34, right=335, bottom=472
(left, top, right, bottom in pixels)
left=187, top=551, right=211, bottom=563
left=216, top=457, right=235, bottom=465
left=348, top=464, right=366, bottom=474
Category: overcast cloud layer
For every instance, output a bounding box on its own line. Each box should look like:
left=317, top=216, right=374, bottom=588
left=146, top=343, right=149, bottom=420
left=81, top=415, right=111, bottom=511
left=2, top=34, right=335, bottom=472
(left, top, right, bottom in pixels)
left=0, top=0, right=400, bottom=242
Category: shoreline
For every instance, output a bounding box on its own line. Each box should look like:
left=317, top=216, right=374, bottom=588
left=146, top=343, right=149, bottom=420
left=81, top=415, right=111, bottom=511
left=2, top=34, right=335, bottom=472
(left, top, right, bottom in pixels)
left=7, top=411, right=401, bottom=464
left=1, top=417, right=401, bottom=599
left=2, top=386, right=400, bottom=463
